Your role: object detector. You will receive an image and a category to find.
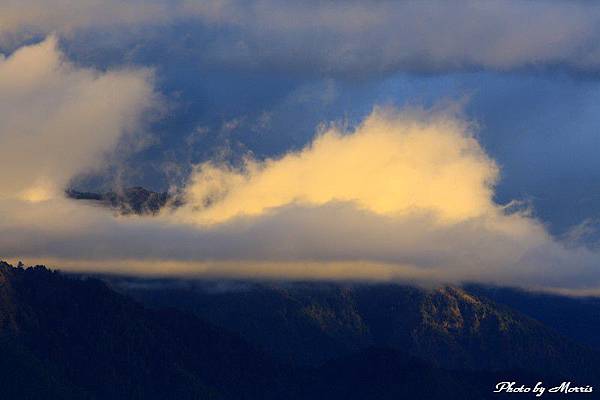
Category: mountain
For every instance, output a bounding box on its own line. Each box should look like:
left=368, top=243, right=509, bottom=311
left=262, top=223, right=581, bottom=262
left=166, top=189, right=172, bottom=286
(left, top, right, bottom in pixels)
left=65, top=187, right=178, bottom=215
left=465, top=284, right=600, bottom=351
left=116, top=279, right=600, bottom=381
left=0, top=261, right=283, bottom=400
left=1, top=261, right=598, bottom=399
left=299, top=347, right=554, bottom=400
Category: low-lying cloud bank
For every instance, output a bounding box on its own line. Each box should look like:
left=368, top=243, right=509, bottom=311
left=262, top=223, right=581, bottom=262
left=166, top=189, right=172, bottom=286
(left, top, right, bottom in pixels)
left=1, top=38, right=600, bottom=294
left=5, top=1, right=600, bottom=75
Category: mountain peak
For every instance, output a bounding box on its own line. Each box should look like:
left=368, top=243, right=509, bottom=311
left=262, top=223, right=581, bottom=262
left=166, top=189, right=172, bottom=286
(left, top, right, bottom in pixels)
left=65, top=186, right=178, bottom=215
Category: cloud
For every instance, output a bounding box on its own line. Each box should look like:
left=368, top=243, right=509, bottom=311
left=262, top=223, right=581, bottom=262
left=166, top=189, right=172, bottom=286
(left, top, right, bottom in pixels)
left=0, top=0, right=172, bottom=46
left=0, top=36, right=156, bottom=201
left=178, top=107, right=498, bottom=225
left=2, top=93, right=600, bottom=294
left=6, top=1, right=600, bottom=75
left=182, top=0, right=600, bottom=75
left=0, top=40, right=598, bottom=294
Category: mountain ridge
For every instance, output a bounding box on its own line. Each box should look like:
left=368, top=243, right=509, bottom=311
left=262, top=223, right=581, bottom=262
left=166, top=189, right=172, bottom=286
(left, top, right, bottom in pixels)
left=116, top=278, right=600, bottom=380
left=2, top=261, right=599, bottom=399
left=0, top=261, right=281, bottom=399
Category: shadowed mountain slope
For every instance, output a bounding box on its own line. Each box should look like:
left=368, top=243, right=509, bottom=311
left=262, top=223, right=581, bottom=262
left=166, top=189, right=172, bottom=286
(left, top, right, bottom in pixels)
left=2, top=262, right=598, bottom=399
left=465, top=284, right=600, bottom=351
left=0, top=261, right=280, bottom=400
left=117, top=279, right=600, bottom=381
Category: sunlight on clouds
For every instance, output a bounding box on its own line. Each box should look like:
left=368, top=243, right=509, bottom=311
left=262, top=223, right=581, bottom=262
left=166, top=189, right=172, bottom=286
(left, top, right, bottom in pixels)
left=178, top=108, right=499, bottom=225
left=19, top=181, right=55, bottom=203
left=0, top=39, right=599, bottom=294
left=14, top=258, right=433, bottom=282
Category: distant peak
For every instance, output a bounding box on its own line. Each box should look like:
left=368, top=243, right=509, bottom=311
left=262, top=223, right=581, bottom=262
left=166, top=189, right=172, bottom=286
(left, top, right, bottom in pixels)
left=65, top=186, right=182, bottom=216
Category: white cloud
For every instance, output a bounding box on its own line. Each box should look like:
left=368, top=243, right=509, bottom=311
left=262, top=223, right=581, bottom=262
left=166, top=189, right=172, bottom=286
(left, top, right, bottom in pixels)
left=0, top=36, right=156, bottom=200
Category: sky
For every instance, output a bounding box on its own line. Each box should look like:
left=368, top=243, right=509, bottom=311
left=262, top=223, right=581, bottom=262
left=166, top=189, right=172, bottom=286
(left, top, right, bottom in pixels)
left=2, top=0, right=600, bottom=294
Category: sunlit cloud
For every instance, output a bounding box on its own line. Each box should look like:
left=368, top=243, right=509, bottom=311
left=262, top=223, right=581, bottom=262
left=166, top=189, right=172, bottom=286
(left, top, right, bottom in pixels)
left=177, top=108, right=498, bottom=225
